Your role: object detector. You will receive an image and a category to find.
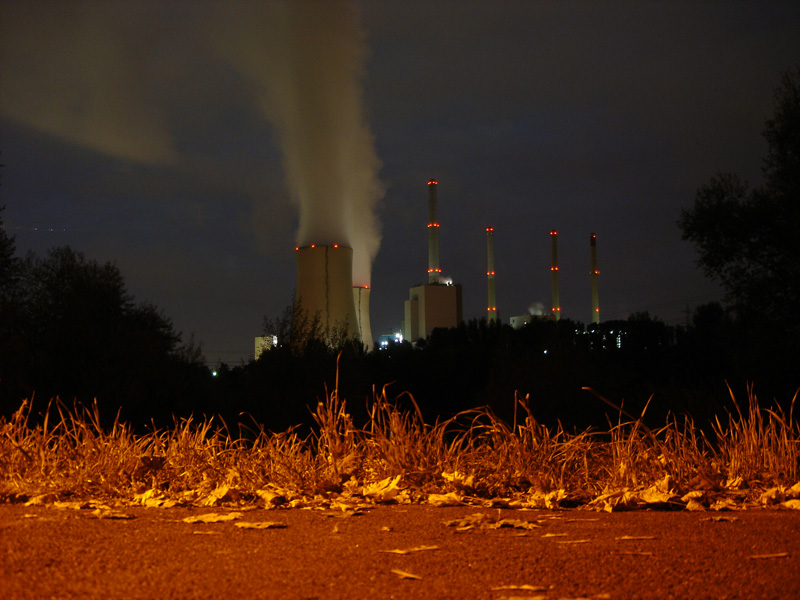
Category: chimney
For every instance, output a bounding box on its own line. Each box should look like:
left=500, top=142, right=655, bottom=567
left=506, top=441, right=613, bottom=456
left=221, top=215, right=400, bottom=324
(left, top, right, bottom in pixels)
left=352, top=285, right=373, bottom=350
left=550, top=230, right=560, bottom=321
left=295, top=244, right=359, bottom=344
left=486, top=227, right=497, bottom=323
left=427, top=180, right=441, bottom=283
left=590, top=233, right=599, bottom=324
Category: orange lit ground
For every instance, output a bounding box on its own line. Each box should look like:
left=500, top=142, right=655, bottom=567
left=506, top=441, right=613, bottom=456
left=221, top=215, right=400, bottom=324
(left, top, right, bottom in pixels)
left=2, top=504, right=798, bottom=599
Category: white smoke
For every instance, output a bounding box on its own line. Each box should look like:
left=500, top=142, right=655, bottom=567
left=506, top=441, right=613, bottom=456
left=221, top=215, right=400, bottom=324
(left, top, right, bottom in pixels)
left=215, top=1, right=384, bottom=287
left=0, top=1, right=177, bottom=165
left=528, top=302, right=545, bottom=316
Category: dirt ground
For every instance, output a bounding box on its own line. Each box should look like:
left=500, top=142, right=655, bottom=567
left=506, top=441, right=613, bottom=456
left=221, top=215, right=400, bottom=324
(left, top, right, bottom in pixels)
left=1, top=503, right=799, bottom=599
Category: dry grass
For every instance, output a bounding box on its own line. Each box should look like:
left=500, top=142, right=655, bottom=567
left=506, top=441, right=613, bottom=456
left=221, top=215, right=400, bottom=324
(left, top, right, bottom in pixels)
left=1, top=380, right=798, bottom=511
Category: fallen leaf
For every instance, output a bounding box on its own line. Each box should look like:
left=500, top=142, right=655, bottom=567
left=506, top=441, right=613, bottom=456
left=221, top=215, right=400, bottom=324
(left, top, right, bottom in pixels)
left=91, top=508, right=135, bottom=520
left=391, top=568, right=422, bottom=580
left=615, top=535, right=656, bottom=541
left=616, top=551, right=653, bottom=556
left=52, top=501, right=88, bottom=510
left=235, top=521, right=286, bottom=529
left=362, top=475, right=403, bottom=503
left=556, top=539, right=590, bottom=544
left=428, top=492, right=462, bottom=507
left=381, top=545, right=439, bottom=555
left=491, top=584, right=547, bottom=591
left=780, top=499, right=800, bottom=510
left=749, top=552, right=789, bottom=559
left=24, top=494, right=57, bottom=506
left=183, top=512, right=242, bottom=524
left=256, top=488, right=287, bottom=509
left=541, top=533, right=568, bottom=538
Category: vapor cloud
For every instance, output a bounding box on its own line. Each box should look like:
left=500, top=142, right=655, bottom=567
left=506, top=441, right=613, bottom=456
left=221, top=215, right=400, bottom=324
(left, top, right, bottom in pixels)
left=214, top=1, right=384, bottom=286
left=0, top=1, right=178, bottom=165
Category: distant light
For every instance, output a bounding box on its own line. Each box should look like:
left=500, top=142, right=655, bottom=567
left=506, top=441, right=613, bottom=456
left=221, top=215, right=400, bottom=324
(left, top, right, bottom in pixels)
left=333, top=244, right=339, bottom=248
left=550, top=230, right=558, bottom=235
left=543, top=350, right=548, bottom=355
left=212, top=370, right=218, bottom=377
left=310, top=244, right=316, bottom=248
left=428, top=179, right=438, bottom=185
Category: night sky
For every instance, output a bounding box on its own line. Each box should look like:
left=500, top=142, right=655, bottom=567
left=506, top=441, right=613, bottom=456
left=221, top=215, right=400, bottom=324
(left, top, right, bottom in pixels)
left=2, top=1, right=799, bottom=366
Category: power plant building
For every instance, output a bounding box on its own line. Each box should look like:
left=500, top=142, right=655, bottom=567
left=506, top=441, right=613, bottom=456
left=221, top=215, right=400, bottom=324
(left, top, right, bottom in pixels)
left=403, top=179, right=463, bottom=341
left=404, top=283, right=463, bottom=341
left=295, top=244, right=361, bottom=343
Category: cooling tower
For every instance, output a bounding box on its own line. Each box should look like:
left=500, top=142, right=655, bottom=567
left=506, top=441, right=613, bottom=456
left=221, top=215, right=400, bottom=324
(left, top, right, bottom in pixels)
left=550, top=230, right=561, bottom=320
left=591, top=233, right=600, bottom=324
left=486, top=227, right=497, bottom=323
left=427, top=180, right=441, bottom=283
left=353, top=285, right=373, bottom=350
left=295, top=245, right=359, bottom=343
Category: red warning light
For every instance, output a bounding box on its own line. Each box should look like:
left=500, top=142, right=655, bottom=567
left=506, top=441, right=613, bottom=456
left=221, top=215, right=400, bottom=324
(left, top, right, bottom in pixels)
left=427, top=222, right=439, bottom=228
left=486, top=227, right=494, bottom=232
left=310, top=244, right=316, bottom=248
left=333, top=244, right=339, bottom=248
left=428, top=179, right=438, bottom=185
left=295, top=246, right=299, bottom=251
left=551, top=266, right=559, bottom=271
left=550, top=230, right=558, bottom=235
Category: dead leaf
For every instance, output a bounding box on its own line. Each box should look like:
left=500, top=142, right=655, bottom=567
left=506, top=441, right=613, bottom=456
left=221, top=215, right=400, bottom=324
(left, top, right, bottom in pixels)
left=362, top=475, right=402, bottom=503
left=24, top=493, right=57, bottom=506
left=255, top=488, right=287, bottom=509
left=235, top=521, right=286, bottom=529
left=391, top=568, right=422, bottom=580
left=749, top=552, right=789, bottom=559
left=428, top=492, right=462, bottom=507
left=381, top=545, right=439, bottom=555
left=91, top=508, right=135, bottom=520
left=556, top=539, right=590, bottom=544
left=183, top=512, right=242, bottom=524
left=491, top=584, right=547, bottom=592
left=615, top=535, right=656, bottom=541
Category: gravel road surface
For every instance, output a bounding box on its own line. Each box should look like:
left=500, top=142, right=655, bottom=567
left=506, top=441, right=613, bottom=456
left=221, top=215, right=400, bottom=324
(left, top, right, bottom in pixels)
left=2, top=504, right=799, bottom=599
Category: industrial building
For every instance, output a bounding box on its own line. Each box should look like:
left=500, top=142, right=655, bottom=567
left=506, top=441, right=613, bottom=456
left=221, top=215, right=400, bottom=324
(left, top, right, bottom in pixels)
left=402, top=180, right=463, bottom=342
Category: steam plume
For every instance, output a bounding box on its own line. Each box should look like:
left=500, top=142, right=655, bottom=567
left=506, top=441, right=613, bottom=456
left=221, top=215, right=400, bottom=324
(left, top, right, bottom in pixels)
left=218, top=1, right=383, bottom=287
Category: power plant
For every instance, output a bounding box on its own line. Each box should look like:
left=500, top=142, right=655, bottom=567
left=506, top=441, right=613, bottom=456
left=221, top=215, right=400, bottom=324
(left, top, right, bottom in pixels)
left=278, top=178, right=605, bottom=352
left=550, top=230, right=561, bottom=321
left=294, top=244, right=363, bottom=345
left=403, top=180, right=463, bottom=341
left=591, top=233, right=600, bottom=325
left=486, top=227, right=497, bottom=323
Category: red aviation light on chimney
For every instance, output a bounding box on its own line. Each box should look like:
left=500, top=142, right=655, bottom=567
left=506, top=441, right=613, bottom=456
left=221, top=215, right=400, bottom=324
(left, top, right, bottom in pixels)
left=428, top=222, right=440, bottom=228
left=428, top=179, right=437, bottom=185
left=550, top=230, right=558, bottom=235
left=551, top=266, right=559, bottom=271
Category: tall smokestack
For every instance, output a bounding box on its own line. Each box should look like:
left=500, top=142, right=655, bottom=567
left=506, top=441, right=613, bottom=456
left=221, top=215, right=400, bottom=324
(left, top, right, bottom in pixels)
left=590, top=233, right=599, bottom=325
left=295, top=244, right=359, bottom=343
left=427, top=180, right=441, bottom=283
left=352, top=285, right=373, bottom=350
left=550, top=230, right=561, bottom=321
left=486, top=227, right=497, bottom=323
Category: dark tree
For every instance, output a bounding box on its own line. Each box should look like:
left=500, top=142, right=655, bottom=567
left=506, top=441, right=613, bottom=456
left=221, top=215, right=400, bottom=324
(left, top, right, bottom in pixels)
left=679, top=68, right=800, bottom=330
left=0, top=245, right=207, bottom=424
